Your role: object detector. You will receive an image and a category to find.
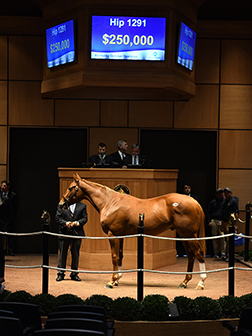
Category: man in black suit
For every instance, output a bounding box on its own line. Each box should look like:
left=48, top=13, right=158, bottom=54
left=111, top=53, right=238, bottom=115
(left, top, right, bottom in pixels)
left=1, top=180, right=17, bottom=256
left=125, top=143, right=151, bottom=168
left=88, top=142, right=113, bottom=167
left=182, top=183, right=200, bottom=203
left=55, top=202, right=88, bottom=281
left=110, top=139, right=131, bottom=168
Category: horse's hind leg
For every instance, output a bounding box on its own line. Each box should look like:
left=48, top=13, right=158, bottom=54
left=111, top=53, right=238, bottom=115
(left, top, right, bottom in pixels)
left=106, top=233, right=123, bottom=289
left=179, top=241, right=195, bottom=288
left=188, top=240, right=207, bottom=290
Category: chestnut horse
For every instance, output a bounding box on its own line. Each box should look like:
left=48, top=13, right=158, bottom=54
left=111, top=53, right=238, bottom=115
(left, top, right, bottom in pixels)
left=59, top=173, right=207, bottom=290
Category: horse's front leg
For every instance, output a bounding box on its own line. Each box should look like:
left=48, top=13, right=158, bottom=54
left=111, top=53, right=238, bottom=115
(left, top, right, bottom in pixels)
left=105, top=232, right=123, bottom=289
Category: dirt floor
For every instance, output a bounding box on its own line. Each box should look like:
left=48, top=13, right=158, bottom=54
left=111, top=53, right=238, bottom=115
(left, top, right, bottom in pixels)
left=3, top=254, right=252, bottom=302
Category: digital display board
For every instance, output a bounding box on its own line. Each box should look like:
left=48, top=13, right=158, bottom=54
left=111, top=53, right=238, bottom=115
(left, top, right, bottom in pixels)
left=177, top=22, right=196, bottom=71
left=91, top=16, right=166, bottom=61
left=46, top=19, right=75, bottom=68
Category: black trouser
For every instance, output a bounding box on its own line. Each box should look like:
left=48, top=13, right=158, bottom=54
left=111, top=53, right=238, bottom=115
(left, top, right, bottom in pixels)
left=57, top=237, right=81, bottom=276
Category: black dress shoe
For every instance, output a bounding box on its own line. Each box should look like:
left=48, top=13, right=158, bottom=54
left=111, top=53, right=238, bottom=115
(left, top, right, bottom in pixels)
left=70, top=274, right=81, bottom=281
left=56, top=273, right=65, bottom=281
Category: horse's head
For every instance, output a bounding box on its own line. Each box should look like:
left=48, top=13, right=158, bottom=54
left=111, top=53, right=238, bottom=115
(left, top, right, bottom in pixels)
left=58, top=173, right=84, bottom=209
left=229, top=213, right=237, bottom=227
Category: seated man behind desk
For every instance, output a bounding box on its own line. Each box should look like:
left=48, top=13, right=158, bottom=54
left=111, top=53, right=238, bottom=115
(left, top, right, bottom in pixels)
left=110, top=139, right=131, bottom=168
left=88, top=142, right=113, bottom=167
left=125, top=143, right=151, bottom=168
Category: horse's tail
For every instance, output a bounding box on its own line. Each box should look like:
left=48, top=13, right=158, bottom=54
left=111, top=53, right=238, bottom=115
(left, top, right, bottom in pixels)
left=198, top=206, right=206, bottom=255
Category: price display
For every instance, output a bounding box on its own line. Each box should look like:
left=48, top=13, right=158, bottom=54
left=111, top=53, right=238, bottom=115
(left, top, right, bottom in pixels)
left=46, top=19, right=75, bottom=68
left=91, top=16, right=166, bottom=61
left=177, top=22, right=196, bottom=71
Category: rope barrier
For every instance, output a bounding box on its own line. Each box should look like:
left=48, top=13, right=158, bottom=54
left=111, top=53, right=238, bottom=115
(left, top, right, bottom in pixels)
left=1, top=230, right=247, bottom=241
left=2, top=229, right=251, bottom=297
left=5, top=264, right=252, bottom=274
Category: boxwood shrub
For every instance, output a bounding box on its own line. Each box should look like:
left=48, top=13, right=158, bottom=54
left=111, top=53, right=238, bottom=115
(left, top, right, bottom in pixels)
left=194, top=296, right=222, bottom=320
left=140, top=294, right=170, bottom=321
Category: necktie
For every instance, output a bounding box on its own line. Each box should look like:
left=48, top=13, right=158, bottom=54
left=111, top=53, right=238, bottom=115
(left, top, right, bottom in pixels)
left=134, top=156, right=137, bottom=165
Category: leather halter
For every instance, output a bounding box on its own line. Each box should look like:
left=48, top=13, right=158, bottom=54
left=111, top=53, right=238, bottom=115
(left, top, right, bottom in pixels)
left=63, top=185, right=79, bottom=210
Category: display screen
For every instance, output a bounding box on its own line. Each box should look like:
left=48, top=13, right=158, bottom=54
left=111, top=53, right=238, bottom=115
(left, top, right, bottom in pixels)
left=91, top=16, right=166, bottom=61
left=46, top=19, right=75, bottom=68
left=177, top=22, right=196, bottom=71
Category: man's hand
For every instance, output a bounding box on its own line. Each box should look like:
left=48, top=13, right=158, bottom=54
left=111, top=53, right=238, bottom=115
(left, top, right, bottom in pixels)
left=66, top=221, right=72, bottom=229
left=66, top=221, right=79, bottom=228
left=71, top=221, right=79, bottom=227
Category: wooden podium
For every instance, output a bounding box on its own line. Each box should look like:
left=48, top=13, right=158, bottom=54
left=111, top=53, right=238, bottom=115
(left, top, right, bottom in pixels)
left=58, top=168, right=178, bottom=270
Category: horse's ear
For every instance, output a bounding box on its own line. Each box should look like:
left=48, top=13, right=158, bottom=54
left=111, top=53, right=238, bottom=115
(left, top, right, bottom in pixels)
left=73, top=173, right=81, bottom=182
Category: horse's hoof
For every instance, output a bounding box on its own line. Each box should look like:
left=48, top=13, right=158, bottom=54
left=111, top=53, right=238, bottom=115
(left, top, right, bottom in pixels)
left=114, top=281, right=119, bottom=286
left=105, top=283, right=114, bottom=289
left=195, top=285, right=204, bottom=290
left=179, top=283, right=187, bottom=289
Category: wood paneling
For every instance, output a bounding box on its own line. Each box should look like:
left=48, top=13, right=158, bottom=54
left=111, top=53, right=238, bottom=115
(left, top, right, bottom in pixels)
left=219, top=170, right=252, bottom=210
left=221, top=40, right=252, bottom=84
left=9, top=82, right=54, bottom=126
left=129, top=101, right=173, bottom=128
left=55, top=100, right=100, bottom=127
left=0, top=165, right=7, bottom=182
left=219, top=130, right=252, bottom=169
left=220, top=85, right=252, bottom=129
left=89, top=128, right=138, bottom=159
left=0, top=36, right=7, bottom=80
left=0, top=127, right=7, bottom=164
left=0, top=82, right=7, bottom=125
left=174, top=85, right=219, bottom=129
left=101, top=101, right=128, bottom=127
left=195, top=39, right=220, bottom=84
left=0, top=17, right=43, bottom=35
left=9, top=36, right=43, bottom=81
left=197, top=20, right=252, bottom=39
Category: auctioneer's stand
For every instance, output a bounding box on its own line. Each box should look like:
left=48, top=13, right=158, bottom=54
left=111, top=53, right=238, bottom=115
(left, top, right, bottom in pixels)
left=58, top=168, right=178, bottom=270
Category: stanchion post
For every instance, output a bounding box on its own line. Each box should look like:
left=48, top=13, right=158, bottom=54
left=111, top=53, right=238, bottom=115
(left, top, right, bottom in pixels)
left=41, top=212, right=50, bottom=294
left=228, top=224, right=235, bottom=296
left=137, top=213, right=144, bottom=302
left=244, top=202, right=251, bottom=262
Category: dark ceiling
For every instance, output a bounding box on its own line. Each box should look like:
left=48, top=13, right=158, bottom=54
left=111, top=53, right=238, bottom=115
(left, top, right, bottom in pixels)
left=1, top=0, right=252, bottom=20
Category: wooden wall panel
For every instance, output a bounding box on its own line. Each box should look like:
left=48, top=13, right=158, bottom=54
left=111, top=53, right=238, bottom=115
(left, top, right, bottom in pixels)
left=89, top=128, right=138, bottom=159
left=219, top=130, right=252, bottom=169
left=101, top=100, right=128, bottom=127
left=0, top=166, right=7, bottom=182
left=174, top=85, right=219, bottom=129
left=9, top=36, right=43, bottom=81
left=0, top=82, right=7, bottom=124
left=129, top=101, right=173, bottom=128
left=219, top=170, right=252, bottom=210
left=9, top=82, right=54, bottom=126
left=220, top=85, right=252, bottom=129
left=195, top=39, right=220, bottom=84
left=55, top=100, right=100, bottom=127
left=221, top=40, right=252, bottom=84
left=0, top=127, right=7, bottom=164
left=0, top=36, right=7, bottom=80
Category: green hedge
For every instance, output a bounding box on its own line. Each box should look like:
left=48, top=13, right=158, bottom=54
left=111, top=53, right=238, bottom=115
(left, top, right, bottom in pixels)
left=0, top=290, right=251, bottom=321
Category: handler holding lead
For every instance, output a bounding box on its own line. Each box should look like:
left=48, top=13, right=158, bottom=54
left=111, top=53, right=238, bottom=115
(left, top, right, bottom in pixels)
left=55, top=202, right=88, bottom=282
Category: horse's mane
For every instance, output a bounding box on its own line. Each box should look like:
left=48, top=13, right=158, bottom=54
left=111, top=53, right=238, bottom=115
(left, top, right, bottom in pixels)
left=83, top=179, right=131, bottom=196
left=83, top=179, right=116, bottom=194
